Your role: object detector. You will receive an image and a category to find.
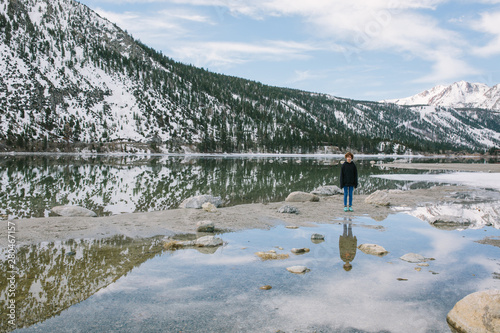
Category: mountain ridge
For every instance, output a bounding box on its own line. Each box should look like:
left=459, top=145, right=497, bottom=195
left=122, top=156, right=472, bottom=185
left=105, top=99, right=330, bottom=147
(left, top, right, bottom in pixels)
left=1, top=0, right=499, bottom=154
left=383, top=81, right=500, bottom=111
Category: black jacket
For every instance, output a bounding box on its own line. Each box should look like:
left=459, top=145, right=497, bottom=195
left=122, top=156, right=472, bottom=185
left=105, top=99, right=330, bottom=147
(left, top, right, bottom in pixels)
left=340, top=161, right=358, bottom=189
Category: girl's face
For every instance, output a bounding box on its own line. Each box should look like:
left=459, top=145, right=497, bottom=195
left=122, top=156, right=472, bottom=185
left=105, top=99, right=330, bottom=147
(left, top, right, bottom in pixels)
left=346, top=156, right=352, bottom=163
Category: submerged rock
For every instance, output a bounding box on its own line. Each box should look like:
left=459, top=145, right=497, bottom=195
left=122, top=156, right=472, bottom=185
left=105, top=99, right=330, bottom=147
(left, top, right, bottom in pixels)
left=311, top=185, right=343, bottom=196
left=430, top=215, right=471, bottom=229
left=278, top=205, right=300, bottom=214
left=163, top=235, right=223, bottom=249
left=364, top=190, right=390, bottom=206
left=255, top=250, right=289, bottom=260
left=285, top=191, right=320, bottom=202
left=260, top=285, right=272, bottom=290
left=447, top=289, right=500, bottom=333
left=311, top=233, right=325, bottom=240
left=291, top=248, right=310, bottom=254
left=180, top=195, right=222, bottom=209
left=358, top=244, right=389, bottom=256
left=196, top=221, right=215, bottom=232
left=286, top=265, right=310, bottom=274
left=51, top=206, right=97, bottom=217
left=400, top=253, right=429, bottom=263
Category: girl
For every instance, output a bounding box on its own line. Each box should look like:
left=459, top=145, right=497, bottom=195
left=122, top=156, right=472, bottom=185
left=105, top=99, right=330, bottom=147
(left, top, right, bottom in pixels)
left=340, top=152, right=358, bottom=212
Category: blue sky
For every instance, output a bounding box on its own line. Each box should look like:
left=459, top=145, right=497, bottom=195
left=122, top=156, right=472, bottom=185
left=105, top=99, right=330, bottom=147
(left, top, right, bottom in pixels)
left=77, top=0, right=500, bottom=101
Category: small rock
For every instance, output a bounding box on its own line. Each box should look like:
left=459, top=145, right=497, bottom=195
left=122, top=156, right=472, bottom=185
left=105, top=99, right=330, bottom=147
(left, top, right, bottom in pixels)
left=358, top=244, right=389, bottom=256
left=447, top=289, right=500, bottom=333
left=286, top=226, right=299, bottom=229
left=400, top=253, right=428, bottom=263
left=196, top=221, right=215, bottom=232
left=311, top=233, right=325, bottom=240
left=286, top=266, right=310, bottom=274
left=193, top=236, right=223, bottom=247
left=180, top=195, right=222, bottom=209
left=255, top=251, right=289, bottom=260
left=397, top=278, right=408, bottom=281
left=278, top=205, right=300, bottom=214
left=51, top=206, right=97, bottom=217
left=202, top=202, right=217, bottom=213
left=364, top=190, right=390, bottom=206
left=291, top=248, right=310, bottom=254
left=285, top=191, right=320, bottom=202
left=260, top=285, right=272, bottom=290
left=417, top=263, right=430, bottom=267
left=311, top=185, right=343, bottom=196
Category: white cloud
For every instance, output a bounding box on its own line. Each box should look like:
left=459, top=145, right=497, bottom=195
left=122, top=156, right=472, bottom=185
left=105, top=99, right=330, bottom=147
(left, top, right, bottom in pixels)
left=471, top=11, right=500, bottom=56
left=170, top=40, right=321, bottom=67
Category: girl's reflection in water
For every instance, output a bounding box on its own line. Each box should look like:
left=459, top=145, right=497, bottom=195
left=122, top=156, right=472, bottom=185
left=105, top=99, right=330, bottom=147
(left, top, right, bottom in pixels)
left=339, top=217, right=357, bottom=271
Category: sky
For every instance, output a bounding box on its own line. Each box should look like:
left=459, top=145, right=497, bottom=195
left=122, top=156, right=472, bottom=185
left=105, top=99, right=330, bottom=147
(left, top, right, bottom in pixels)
left=77, top=0, right=500, bottom=101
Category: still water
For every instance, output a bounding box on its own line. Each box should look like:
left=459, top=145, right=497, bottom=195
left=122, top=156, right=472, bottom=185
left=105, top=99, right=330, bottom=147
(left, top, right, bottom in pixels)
left=1, top=154, right=499, bottom=332
left=0, top=154, right=477, bottom=219
left=2, top=215, right=499, bottom=332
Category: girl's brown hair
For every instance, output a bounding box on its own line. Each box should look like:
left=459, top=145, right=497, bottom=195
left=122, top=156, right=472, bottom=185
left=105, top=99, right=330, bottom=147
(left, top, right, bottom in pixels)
left=345, top=152, right=354, bottom=159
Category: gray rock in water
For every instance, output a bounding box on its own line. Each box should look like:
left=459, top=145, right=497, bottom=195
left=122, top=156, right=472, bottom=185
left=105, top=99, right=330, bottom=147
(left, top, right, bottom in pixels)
left=196, top=221, right=215, bottom=232
left=365, top=190, right=390, bottom=206
left=447, top=289, right=500, bottom=333
left=311, top=185, right=343, bottom=196
left=181, top=235, right=224, bottom=247
left=358, top=244, right=389, bottom=256
left=400, top=253, right=427, bottom=263
left=291, top=248, right=310, bottom=254
left=311, top=233, right=325, bottom=240
left=51, top=206, right=97, bottom=217
left=285, top=191, right=320, bottom=202
left=180, top=195, right=222, bottom=209
left=278, top=205, right=300, bottom=214
left=286, top=265, right=310, bottom=274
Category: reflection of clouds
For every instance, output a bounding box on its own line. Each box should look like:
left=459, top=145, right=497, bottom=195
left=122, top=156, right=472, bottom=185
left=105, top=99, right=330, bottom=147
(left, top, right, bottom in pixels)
left=95, top=276, right=175, bottom=296
left=411, top=228, right=468, bottom=262
left=170, top=249, right=256, bottom=265
left=260, top=261, right=449, bottom=332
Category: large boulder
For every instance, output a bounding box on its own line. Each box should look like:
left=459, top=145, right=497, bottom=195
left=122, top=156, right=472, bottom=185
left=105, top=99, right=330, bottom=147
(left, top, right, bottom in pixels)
left=358, top=244, right=389, bottom=256
left=51, top=206, right=97, bottom=217
left=285, top=191, right=320, bottom=202
left=447, top=289, right=500, bottom=333
left=180, top=195, right=222, bottom=209
left=311, top=185, right=343, bottom=196
left=365, top=190, right=390, bottom=206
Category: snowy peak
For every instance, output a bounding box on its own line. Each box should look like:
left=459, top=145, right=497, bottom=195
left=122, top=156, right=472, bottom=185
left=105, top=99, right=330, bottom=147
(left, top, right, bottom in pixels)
left=383, top=81, right=500, bottom=110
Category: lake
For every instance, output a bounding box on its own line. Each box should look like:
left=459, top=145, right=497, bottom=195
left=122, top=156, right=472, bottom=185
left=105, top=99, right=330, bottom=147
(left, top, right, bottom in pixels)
left=2, top=215, right=500, bottom=332
left=0, top=154, right=491, bottom=219
left=0, top=154, right=499, bottom=332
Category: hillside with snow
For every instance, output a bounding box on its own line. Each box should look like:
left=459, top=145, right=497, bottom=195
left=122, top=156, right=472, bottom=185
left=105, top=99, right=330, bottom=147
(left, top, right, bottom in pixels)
left=383, top=81, right=500, bottom=111
left=0, top=0, right=499, bottom=154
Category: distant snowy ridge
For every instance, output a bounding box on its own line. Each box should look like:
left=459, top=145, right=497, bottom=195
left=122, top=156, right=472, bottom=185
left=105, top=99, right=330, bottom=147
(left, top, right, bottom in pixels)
left=382, top=81, right=500, bottom=111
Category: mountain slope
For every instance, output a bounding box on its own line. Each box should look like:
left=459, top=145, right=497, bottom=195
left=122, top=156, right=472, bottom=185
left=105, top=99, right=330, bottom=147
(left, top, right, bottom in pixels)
left=0, top=0, right=499, bottom=154
left=383, top=81, right=500, bottom=110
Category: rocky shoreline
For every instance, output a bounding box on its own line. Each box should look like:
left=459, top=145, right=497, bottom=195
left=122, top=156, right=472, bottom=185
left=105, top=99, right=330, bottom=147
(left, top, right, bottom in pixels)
left=2, top=183, right=498, bottom=248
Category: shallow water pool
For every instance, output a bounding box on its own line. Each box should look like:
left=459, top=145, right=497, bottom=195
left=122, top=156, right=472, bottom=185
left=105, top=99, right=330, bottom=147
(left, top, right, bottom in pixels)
left=5, top=213, right=500, bottom=333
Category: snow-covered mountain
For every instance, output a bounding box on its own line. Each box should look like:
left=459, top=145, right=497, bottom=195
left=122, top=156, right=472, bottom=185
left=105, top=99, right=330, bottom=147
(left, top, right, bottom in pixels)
left=0, top=0, right=499, bottom=153
left=383, top=81, right=500, bottom=110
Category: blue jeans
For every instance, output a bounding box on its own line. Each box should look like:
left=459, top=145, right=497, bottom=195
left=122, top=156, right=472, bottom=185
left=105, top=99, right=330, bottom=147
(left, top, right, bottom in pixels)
left=343, top=186, right=354, bottom=206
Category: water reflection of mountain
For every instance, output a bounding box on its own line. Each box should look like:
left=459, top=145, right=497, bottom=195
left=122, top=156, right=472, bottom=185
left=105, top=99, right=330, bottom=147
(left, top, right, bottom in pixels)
left=0, top=236, right=163, bottom=332
left=0, top=155, right=429, bottom=218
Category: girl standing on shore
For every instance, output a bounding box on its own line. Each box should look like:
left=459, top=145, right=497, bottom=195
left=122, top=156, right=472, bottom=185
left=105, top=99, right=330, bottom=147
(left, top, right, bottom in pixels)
left=340, top=152, right=358, bottom=212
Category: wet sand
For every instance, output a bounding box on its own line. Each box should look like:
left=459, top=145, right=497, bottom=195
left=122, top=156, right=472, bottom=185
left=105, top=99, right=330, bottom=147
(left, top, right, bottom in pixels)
left=1, top=184, right=490, bottom=248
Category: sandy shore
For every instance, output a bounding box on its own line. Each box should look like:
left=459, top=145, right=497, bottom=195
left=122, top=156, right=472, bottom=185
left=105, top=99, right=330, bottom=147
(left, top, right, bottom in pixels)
left=2, top=184, right=493, bottom=248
